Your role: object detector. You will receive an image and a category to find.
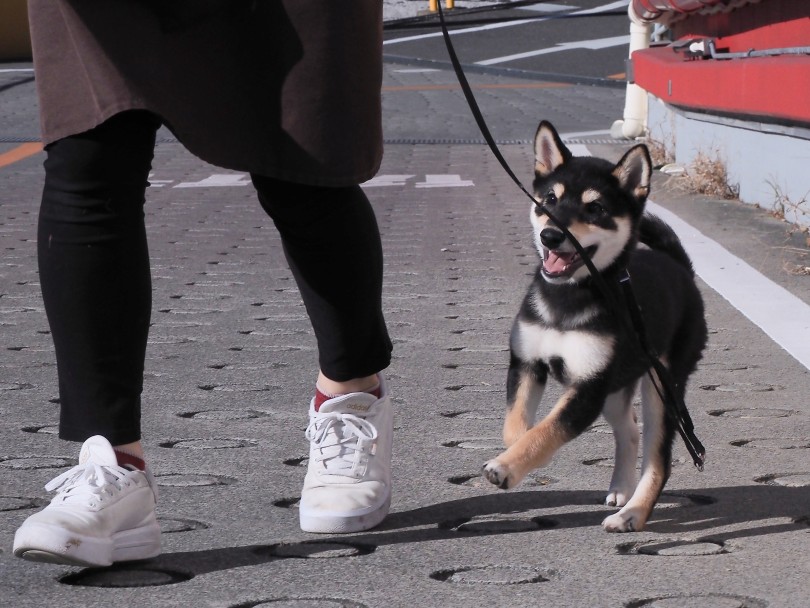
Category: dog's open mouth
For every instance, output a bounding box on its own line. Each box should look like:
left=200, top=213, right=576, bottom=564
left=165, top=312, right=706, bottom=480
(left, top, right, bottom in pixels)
left=542, top=246, right=597, bottom=279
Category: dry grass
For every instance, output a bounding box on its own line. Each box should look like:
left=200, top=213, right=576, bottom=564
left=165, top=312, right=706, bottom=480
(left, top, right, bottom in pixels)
left=767, top=179, right=810, bottom=231
left=645, top=137, right=674, bottom=168
left=685, top=150, right=739, bottom=200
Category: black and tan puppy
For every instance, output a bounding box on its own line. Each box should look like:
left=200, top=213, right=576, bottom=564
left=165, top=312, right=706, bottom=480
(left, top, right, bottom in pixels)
left=482, top=121, right=707, bottom=532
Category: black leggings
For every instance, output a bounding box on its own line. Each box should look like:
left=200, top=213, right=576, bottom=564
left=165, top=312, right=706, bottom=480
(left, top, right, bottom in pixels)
left=38, top=111, right=391, bottom=444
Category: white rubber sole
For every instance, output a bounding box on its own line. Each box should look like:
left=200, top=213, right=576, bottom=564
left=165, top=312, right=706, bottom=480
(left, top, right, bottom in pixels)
left=13, top=521, right=161, bottom=567
left=299, top=493, right=391, bottom=534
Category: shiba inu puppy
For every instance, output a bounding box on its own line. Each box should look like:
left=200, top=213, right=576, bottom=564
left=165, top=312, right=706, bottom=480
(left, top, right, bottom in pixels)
left=483, top=121, right=707, bottom=532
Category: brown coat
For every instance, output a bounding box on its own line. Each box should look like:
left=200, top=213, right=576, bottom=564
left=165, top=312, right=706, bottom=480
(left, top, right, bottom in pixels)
left=27, top=0, right=384, bottom=186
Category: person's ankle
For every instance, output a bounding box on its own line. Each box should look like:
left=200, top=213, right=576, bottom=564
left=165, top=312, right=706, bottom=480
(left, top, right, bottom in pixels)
left=314, top=372, right=382, bottom=411
left=316, top=372, right=380, bottom=395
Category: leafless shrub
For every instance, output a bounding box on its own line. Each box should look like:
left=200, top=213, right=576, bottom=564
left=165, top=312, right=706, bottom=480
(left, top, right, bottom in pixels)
left=685, top=150, right=739, bottom=200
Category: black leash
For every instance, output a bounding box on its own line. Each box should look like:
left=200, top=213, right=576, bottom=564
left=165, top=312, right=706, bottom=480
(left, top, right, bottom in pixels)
left=435, top=4, right=705, bottom=470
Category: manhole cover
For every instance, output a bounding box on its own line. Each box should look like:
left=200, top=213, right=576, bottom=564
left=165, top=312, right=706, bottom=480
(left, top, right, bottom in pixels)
left=525, top=474, right=557, bottom=487
left=60, top=567, right=193, bottom=588
left=0, top=382, right=34, bottom=391
left=158, top=517, right=210, bottom=534
left=755, top=472, right=810, bottom=487
left=447, top=472, right=495, bottom=488
left=261, top=542, right=375, bottom=559
left=232, top=598, right=367, bottom=608
left=159, top=438, right=258, bottom=450
left=21, top=424, right=58, bottom=435
left=731, top=438, right=810, bottom=449
left=700, top=383, right=782, bottom=393
left=583, top=457, right=616, bottom=467
left=707, top=407, right=794, bottom=418
left=655, top=493, right=716, bottom=509
left=430, top=564, right=555, bottom=585
left=177, top=409, right=266, bottom=421
left=439, top=410, right=499, bottom=421
left=440, top=516, right=557, bottom=533
left=196, top=384, right=277, bottom=392
left=448, top=472, right=555, bottom=488
left=272, top=496, right=300, bottom=509
left=0, top=496, right=44, bottom=512
left=282, top=456, right=308, bottom=467
left=0, top=456, right=75, bottom=470
left=442, top=438, right=503, bottom=450
left=626, top=593, right=767, bottom=608
left=155, top=473, right=237, bottom=487
left=618, top=538, right=727, bottom=556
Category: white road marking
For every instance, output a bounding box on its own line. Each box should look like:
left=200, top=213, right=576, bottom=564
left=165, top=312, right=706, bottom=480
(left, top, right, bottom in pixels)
left=174, top=174, right=252, bottom=188
left=647, top=202, right=810, bottom=371
left=519, top=3, right=575, bottom=13
left=362, top=174, right=416, bottom=187
left=160, top=173, right=474, bottom=189
left=382, top=1, right=629, bottom=46
left=477, top=35, right=630, bottom=66
left=415, top=174, right=474, bottom=188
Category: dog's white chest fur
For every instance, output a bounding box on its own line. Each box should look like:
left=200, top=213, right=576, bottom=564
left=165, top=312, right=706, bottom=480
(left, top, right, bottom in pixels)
left=513, top=320, right=614, bottom=382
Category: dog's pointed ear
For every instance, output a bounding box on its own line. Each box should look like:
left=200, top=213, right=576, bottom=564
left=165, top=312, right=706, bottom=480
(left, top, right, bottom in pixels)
left=534, top=121, right=572, bottom=177
left=613, top=144, right=652, bottom=202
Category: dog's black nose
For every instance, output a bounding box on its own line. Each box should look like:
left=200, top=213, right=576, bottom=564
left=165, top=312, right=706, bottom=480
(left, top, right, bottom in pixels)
left=540, top=228, right=565, bottom=249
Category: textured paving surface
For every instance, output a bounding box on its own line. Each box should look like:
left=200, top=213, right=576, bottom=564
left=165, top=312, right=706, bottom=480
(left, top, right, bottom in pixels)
left=2, top=53, right=810, bottom=608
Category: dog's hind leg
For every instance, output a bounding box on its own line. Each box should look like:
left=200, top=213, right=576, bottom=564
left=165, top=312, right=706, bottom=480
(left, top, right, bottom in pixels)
left=503, top=360, right=547, bottom=447
left=602, top=371, right=673, bottom=532
left=602, top=384, right=639, bottom=507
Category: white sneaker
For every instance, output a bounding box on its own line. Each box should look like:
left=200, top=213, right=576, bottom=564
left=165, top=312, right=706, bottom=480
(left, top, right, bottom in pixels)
left=300, top=379, right=393, bottom=533
left=13, top=435, right=161, bottom=567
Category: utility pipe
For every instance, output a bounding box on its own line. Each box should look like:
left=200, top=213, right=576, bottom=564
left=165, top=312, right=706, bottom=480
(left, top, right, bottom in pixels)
left=615, top=4, right=652, bottom=139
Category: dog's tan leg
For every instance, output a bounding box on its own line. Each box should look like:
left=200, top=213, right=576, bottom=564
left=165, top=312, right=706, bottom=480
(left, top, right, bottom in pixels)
left=602, top=384, right=639, bottom=507
left=602, top=372, right=671, bottom=532
left=503, top=366, right=545, bottom=447
left=484, top=388, right=578, bottom=489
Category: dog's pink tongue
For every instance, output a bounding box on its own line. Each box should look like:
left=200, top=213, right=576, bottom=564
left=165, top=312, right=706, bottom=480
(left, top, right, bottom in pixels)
left=544, top=250, right=576, bottom=274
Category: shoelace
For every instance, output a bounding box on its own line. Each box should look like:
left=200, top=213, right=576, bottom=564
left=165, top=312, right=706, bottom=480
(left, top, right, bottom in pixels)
left=45, top=462, right=135, bottom=507
left=305, top=412, right=378, bottom=478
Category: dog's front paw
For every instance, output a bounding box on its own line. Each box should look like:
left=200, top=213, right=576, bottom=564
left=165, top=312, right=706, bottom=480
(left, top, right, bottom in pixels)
left=482, top=459, right=516, bottom=489
left=602, top=507, right=647, bottom=533
left=605, top=488, right=632, bottom=508
left=602, top=512, right=635, bottom=532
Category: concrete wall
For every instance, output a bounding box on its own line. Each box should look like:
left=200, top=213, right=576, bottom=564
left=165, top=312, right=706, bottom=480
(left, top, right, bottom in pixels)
left=647, top=95, right=810, bottom=227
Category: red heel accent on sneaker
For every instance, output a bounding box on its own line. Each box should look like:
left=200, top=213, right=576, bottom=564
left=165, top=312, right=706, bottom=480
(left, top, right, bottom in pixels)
left=114, top=450, right=146, bottom=471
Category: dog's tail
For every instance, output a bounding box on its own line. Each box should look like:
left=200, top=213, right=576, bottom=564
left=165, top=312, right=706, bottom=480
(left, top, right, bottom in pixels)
left=638, top=213, right=695, bottom=276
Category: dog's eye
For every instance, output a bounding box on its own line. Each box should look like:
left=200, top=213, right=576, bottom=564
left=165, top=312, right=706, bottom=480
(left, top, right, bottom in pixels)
left=544, top=191, right=558, bottom=206
left=585, top=202, right=604, bottom=216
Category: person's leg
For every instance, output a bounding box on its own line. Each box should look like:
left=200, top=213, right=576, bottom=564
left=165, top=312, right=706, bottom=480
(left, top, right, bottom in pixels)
left=14, top=111, right=162, bottom=566
left=251, top=175, right=392, bottom=385
left=252, top=175, right=393, bottom=533
left=38, top=111, right=160, bottom=453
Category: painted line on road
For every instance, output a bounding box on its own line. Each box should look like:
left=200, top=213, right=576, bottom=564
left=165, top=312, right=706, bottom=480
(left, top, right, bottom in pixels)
left=476, top=34, right=630, bottom=66
left=0, top=142, right=43, bottom=169
left=382, top=0, right=629, bottom=46
left=646, top=201, right=810, bottom=371
left=382, top=82, right=570, bottom=92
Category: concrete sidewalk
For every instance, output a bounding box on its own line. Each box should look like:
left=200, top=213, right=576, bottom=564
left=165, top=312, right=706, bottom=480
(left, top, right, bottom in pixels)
left=1, top=57, right=809, bottom=608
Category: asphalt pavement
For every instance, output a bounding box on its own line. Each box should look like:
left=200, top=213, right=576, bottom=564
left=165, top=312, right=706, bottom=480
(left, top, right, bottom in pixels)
left=1, top=5, right=809, bottom=608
